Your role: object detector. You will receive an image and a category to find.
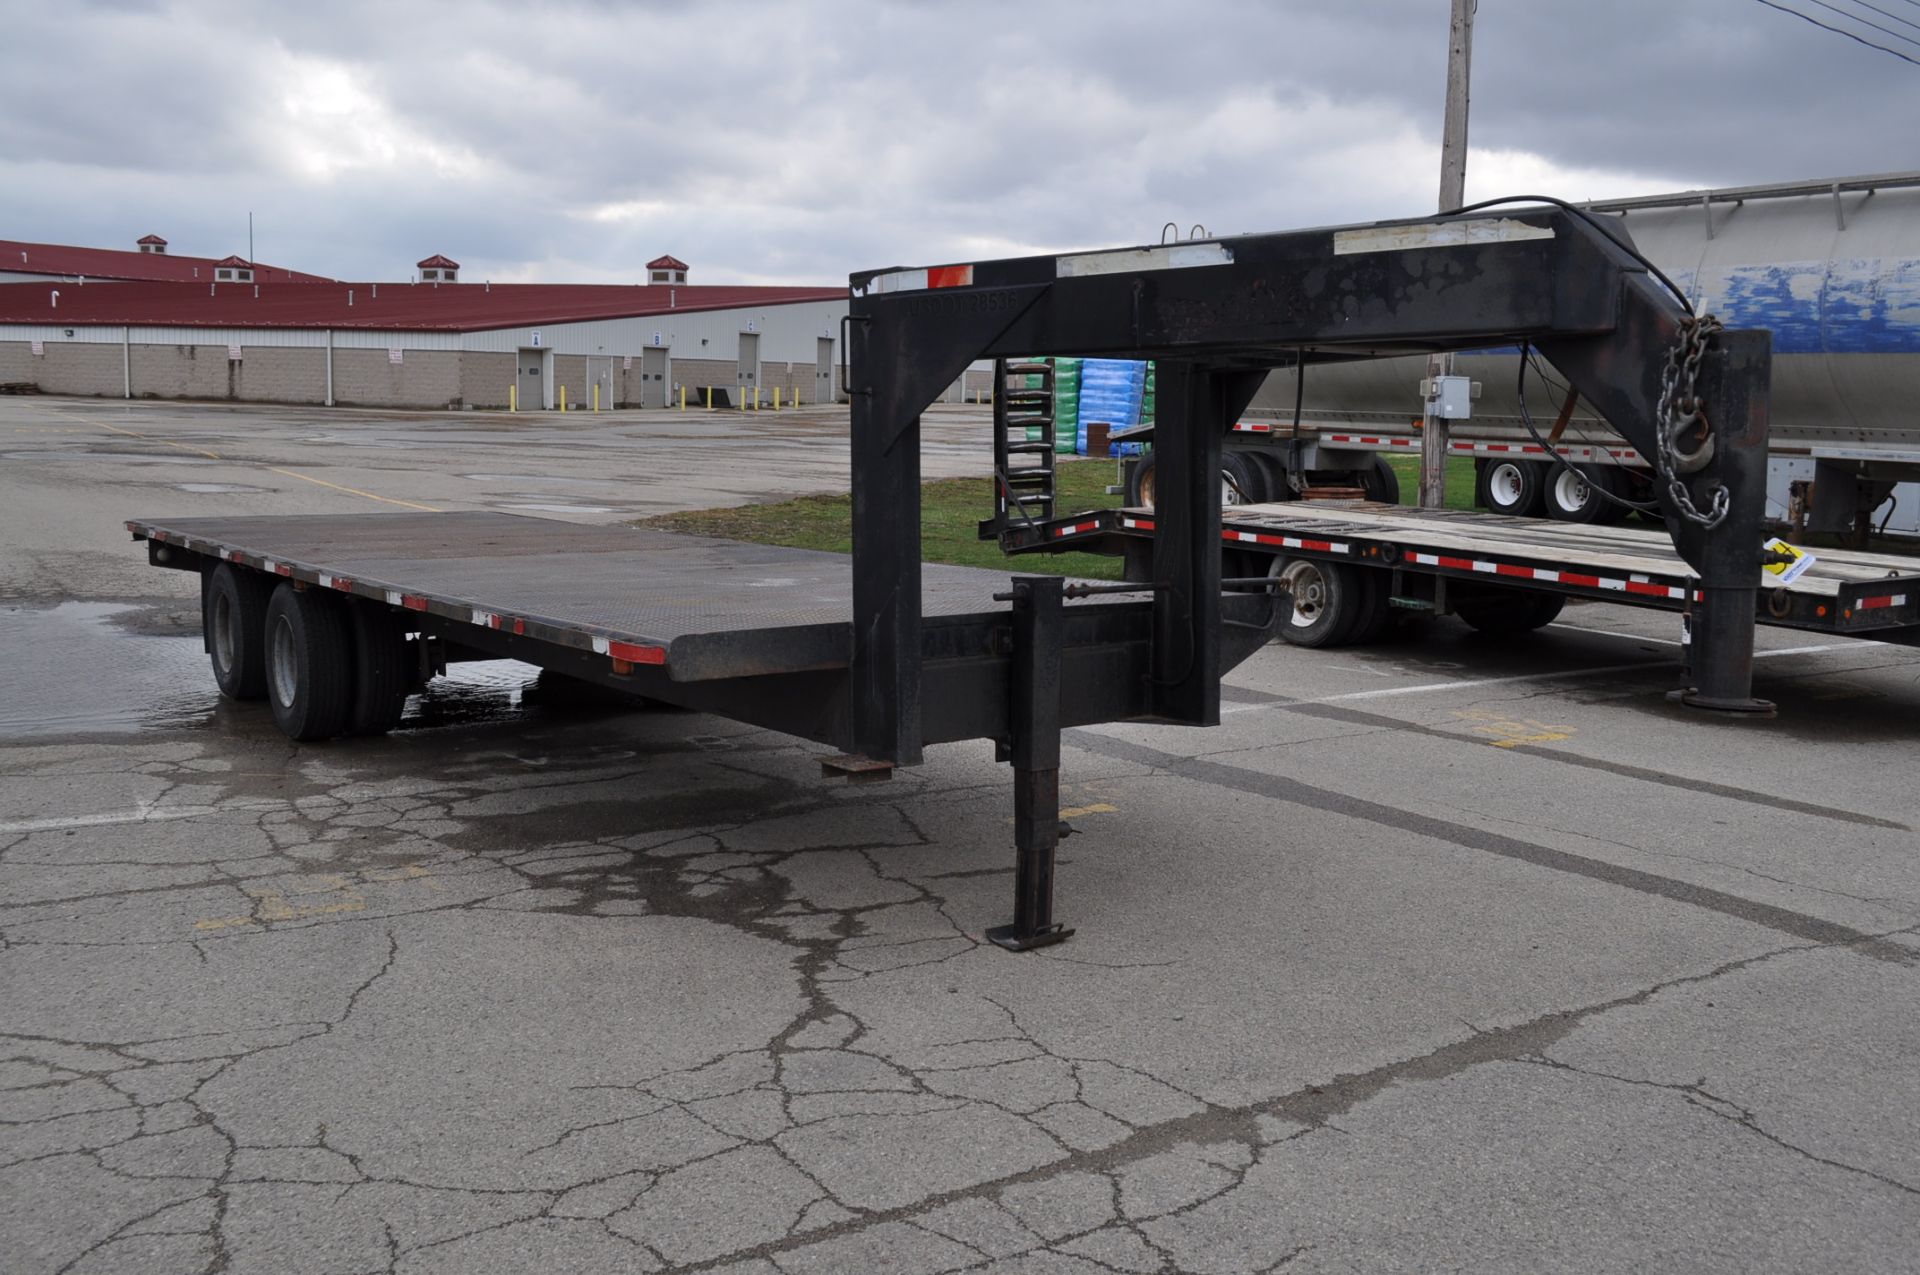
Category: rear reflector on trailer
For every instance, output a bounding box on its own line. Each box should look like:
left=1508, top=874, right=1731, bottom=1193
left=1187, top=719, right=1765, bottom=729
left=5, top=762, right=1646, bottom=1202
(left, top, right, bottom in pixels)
left=855, top=264, right=976, bottom=295
left=592, top=636, right=667, bottom=668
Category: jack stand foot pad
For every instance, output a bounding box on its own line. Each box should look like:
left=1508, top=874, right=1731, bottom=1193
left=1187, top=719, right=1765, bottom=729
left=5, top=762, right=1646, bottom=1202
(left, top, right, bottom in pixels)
left=986, top=923, right=1074, bottom=952
left=820, top=754, right=895, bottom=783
left=1669, top=688, right=1778, bottom=718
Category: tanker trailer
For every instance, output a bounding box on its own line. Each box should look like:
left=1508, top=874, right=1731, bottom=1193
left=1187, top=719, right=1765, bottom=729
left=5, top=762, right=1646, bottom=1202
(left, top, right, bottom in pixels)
left=1215, top=173, right=1920, bottom=538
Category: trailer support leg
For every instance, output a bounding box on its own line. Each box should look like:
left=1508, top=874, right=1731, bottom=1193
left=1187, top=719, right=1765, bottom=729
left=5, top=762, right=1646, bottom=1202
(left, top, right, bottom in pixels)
left=988, top=574, right=1073, bottom=952
left=1683, top=586, right=1772, bottom=715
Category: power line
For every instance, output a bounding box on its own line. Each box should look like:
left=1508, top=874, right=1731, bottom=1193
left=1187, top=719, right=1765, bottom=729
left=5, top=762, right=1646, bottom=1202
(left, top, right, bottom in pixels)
left=1753, top=0, right=1920, bottom=64
left=1796, top=0, right=1920, bottom=47
left=1847, top=0, right=1920, bottom=36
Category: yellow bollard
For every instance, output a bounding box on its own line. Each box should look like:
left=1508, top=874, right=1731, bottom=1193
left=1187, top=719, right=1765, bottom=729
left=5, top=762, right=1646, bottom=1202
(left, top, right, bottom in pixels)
left=773, top=386, right=781, bottom=411
left=559, top=385, right=567, bottom=413
left=593, top=383, right=600, bottom=413
left=704, top=386, right=712, bottom=411
left=509, top=383, right=516, bottom=413
left=679, top=385, right=687, bottom=411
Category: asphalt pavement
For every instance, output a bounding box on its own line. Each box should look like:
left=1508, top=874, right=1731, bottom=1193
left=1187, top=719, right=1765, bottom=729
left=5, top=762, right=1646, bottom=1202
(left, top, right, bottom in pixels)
left=2, top=395, right=1917, bottom=1274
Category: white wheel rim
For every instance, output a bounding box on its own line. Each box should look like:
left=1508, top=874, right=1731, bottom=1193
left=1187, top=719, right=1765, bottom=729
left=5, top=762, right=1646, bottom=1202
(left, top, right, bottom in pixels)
left=1553, top=469, right=1591, bottom=513
left=1223, top=471, right=1247, bottom=506
left=1275, top=560, right=1326, bottom=628
left=1489, top=463, right=1525, bottom=508
left=270, top=616, right=297, bottom=707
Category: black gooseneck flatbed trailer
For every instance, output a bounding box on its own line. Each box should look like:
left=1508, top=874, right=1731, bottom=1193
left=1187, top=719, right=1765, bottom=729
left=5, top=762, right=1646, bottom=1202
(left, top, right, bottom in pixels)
left=131, top=203, right=1778, bottom=947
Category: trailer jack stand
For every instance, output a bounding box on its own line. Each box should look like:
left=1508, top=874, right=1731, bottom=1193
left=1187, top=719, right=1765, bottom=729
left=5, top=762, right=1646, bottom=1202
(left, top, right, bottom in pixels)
left=986, top=575, right=1074, bottom=952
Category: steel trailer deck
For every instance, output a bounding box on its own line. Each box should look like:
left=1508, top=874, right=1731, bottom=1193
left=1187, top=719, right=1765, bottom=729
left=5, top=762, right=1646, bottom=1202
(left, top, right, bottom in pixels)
left=1009, top=501, right=1920, bottom=642
left=133, top=200, right=1783, bottom=945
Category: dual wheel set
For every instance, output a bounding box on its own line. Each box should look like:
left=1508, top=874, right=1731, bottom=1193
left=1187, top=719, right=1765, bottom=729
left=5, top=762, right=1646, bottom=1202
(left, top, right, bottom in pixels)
left=1478, top=458, right=1643, bottom=524
left=1234, top=552, right=1565, bottom=650
left=202, top=564, right=416, bottom=741
left=1131, top=453, right=1400, bottom=510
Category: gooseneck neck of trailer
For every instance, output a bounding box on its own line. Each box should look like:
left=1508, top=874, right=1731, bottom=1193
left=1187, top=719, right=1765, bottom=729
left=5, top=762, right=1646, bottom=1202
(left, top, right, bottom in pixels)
left=847, top=203, right=1774, bottom=764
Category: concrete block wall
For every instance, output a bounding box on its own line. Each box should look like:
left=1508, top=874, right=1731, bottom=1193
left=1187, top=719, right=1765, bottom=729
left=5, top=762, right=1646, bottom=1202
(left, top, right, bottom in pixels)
left=459, top=351, right=515, bottom=410
left=129, top=344, right=245, bottom=400
left=551, top=355, right=588, bottom=412
left=670, top=358, right=739, bottom=406
left=233, top=347, right=327, bottom=404
left=0, top=340, right=124, bottom=397
left=330, top=349, right=461, bottom=409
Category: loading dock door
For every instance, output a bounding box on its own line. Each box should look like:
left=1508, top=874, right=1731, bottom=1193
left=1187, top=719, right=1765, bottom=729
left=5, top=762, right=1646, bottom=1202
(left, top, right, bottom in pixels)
left=816, top=337, right=833, bottom=406
left=736, top=333, right=760, bottom=405
left=643, top=347, right=668, bottom=408
left=516, top=349, right=545, bottom=410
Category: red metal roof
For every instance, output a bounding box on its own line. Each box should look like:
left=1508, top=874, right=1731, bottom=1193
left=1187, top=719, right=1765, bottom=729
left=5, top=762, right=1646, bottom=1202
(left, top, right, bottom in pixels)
left=136, top=234, right=168, bottom=246
left=0, top=279, right=845, bottom=331
left=416, top=254, right=460, bottom=269
left=647, top=254, right=689, bottom=271
left=0, top=239, right=327, bottom=283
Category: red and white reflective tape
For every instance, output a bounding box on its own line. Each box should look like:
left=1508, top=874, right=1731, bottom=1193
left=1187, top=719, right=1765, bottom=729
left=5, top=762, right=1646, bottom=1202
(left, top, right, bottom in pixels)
left=1405, top=551, right=1688, bottom=599
left=471, top=609, right=527, bottom=635
left=1326, top=433, right=1418, bottom=447
left=318, top=573, right=354, bottom=593
left=1120, top=517, right=1155, bottom=531
left=855, top=264, right=975, bottom=295
left=1225, top=530, right=1350, bottom=555
left=1859, top=593, right=1909, bottom=610
left=1231, top=422, right=1273, bottom=434
left=1053, top=519, right=1101, bottom=539
left=263, top=560, right=291, bottom=577
left=591, top=636, right=667, bottom=666
left=383, top=589, right=428, bottom=611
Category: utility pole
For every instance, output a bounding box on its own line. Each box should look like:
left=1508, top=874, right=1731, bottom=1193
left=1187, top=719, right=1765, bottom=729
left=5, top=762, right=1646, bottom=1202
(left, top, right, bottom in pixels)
left=1419, top=0, right=1475, bottom=509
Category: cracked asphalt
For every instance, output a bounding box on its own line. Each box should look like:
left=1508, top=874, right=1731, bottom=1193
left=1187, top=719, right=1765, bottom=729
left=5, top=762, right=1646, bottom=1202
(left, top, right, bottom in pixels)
left=3, top=396, right=1919, bottom=1274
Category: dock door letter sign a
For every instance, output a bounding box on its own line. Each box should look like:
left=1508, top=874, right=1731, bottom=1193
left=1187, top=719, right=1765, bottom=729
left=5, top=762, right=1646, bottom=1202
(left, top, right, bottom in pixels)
left=530, top=331, right=542, bottom=347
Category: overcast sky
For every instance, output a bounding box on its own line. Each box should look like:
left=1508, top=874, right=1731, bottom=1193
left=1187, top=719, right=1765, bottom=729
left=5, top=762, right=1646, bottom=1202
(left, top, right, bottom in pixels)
left=3, top=0, right=1916, bottom=285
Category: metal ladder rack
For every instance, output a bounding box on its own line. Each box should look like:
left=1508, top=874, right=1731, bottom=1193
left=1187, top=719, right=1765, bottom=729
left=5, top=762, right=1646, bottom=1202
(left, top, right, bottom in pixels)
left=980, top=358, right=1058, bottom=539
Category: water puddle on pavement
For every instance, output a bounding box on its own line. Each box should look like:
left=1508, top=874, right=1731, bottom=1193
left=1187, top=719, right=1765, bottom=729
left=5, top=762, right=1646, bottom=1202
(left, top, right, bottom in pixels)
left=0, top=602, right=218, bottom=737
left=0, top=606, right=632, bottom=740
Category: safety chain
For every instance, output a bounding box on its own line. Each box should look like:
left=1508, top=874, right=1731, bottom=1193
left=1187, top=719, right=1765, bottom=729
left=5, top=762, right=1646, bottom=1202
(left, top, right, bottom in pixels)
left=1654, top=313, right=1730, bottom=529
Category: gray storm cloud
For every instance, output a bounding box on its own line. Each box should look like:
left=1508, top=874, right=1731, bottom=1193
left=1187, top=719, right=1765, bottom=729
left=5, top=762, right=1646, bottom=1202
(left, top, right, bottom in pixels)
left=3, top=0, right=1914, bottom=283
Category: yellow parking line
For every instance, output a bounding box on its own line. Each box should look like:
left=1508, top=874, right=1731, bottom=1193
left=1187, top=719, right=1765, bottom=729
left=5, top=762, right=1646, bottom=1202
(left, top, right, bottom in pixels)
left=64, top=411, right=440, bottom=512
left=266, top=467, right=441, bottom=512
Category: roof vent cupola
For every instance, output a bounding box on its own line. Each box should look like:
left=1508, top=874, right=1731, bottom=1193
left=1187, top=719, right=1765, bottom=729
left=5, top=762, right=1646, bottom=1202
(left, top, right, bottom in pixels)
left=137, top=234, right=168, bottom=255
left=213, top=254, right=253, bottom=283
left=647, top=254, right=688, bottom=285
left=417, top=254, right=460, bottom=283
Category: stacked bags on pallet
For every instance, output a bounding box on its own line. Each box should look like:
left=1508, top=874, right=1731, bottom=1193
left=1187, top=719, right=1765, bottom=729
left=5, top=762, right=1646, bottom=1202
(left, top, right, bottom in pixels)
left=1051, top=358, right=1081, bottom=455
left=1076, top=358, right=1149, bottom=455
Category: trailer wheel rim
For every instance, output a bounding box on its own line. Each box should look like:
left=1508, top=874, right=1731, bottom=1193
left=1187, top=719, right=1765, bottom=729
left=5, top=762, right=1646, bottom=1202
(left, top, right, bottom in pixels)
left=269, top=615, right=297, bottom=708
left=1552, top=468, right=1591, bottom=514
left=1488, top=462, right=1527, bottom=508
left=1275, top=559, right=1326, bottom=627
left=1138, top=464, right=1156, bottom=511
left=211, top=590, right=235, bottom=675
left=1223, top=471, right=1247, bottom=506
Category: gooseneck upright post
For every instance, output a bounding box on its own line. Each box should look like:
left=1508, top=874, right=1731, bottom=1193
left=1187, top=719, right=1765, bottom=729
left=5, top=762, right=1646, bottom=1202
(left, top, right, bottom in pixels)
left=988, top=574, right=1072, bottom=952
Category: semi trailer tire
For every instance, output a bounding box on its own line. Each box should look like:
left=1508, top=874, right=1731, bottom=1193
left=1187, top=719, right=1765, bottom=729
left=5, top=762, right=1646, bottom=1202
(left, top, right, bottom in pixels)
left=204, top=564, right=273, bottom=701
left=1270, top=556, right=1365, bottom=648
left=1250, top=452, right=1297, bottom=503
left=1127, top=455, right=1156, bottom=509
left=1348, top=568, right=1396, bottom=645
left=1455, top=590, right=1566, bottom=635
left=1360, top=456, right=1400, bottom=504
left=264, top=583, right=354, bottom=741
left=1479, top=459, right=1547, bottom=518
left=347, top=602, right=412, bottom=736
left=1221, top=452, right=1265, bottom=506
left=1545, top=464, right=1619, bottom=524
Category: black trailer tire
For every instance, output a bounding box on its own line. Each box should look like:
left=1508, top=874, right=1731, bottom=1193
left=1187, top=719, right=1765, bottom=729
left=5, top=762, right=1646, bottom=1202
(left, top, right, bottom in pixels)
left=1271, top=556, right=1365, bottom=648
left=1455, top=590, right=1566, bottom=636
left=1128, top=455, right=1156, bottom=510
left=1249, top=451, right=1297, bottom=502
left=204, top=564, right=273, bottom=701
left=1348, top=568, right=1396, bottom=645
left=1221, top=451, right=1265, bottom=507
left=1360, top=455, right=1400, bottom=504
left=264, top=583, right=354, bottom=742
left=1480, top=458, right=1547, bottom=517
left=347, top=603, right=412, bottom=736
left=1545, top=463, right=1619, bottom=524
